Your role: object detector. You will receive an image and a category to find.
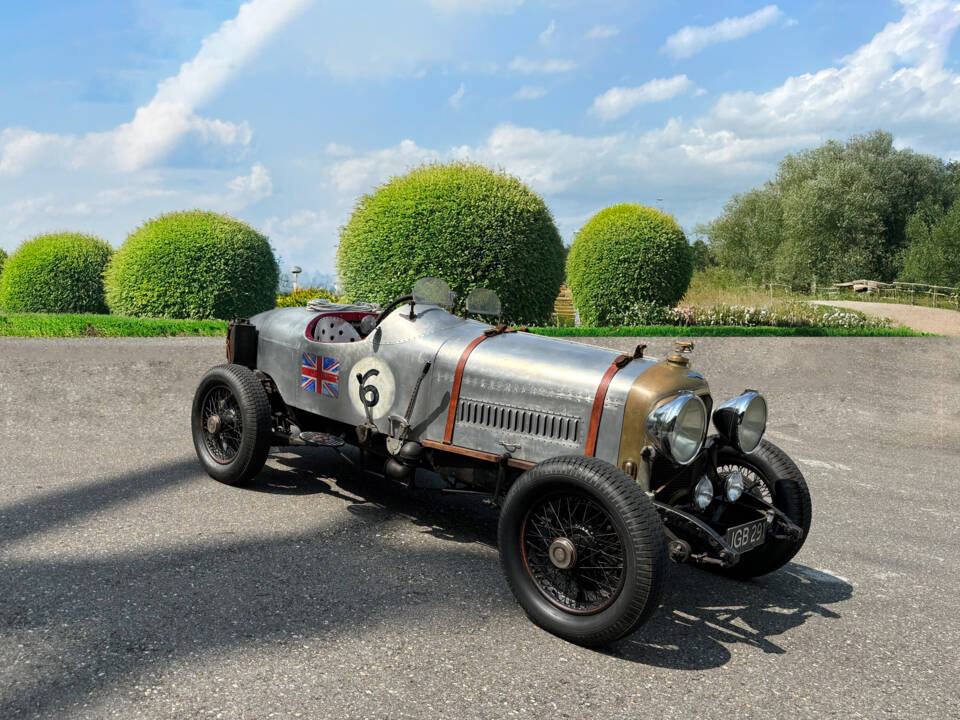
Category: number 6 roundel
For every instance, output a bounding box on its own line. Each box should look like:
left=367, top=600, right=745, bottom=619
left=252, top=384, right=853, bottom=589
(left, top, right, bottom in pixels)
left=347, top=357, right=396, bottom=421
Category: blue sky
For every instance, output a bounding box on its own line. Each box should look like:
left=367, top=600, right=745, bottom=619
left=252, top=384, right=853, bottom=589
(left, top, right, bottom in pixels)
left=2, top=0, right=959, bottom=281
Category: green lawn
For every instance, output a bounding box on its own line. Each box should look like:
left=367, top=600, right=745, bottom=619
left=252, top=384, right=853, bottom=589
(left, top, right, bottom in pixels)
left=0, top=312, right=929, bottom=338
left=0, top=312, right=227, bottom=337
left=532, top=325, right=928, bottom=337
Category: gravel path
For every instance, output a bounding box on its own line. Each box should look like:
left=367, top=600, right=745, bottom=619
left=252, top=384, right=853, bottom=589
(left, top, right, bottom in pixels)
left=811, top=299, right=960, bottom=335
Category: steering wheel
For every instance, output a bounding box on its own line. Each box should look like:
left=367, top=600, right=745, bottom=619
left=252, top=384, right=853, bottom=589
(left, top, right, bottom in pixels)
left=370, top=294, right=413, bottom=330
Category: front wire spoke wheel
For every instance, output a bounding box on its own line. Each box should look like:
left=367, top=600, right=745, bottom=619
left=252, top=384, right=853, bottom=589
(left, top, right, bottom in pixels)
left=717, top=462, right=771, bottom=503
left=710, top=440, right=813, bottom=579
left=521, top=493, right=625, bottom=614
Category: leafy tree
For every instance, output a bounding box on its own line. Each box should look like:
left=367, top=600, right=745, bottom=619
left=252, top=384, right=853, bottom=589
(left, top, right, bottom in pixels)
left=702, top=131, right=955, bottom=286
left=899, top=200, right=960, bottom=287
left=690, top=238, right=716, bottom=271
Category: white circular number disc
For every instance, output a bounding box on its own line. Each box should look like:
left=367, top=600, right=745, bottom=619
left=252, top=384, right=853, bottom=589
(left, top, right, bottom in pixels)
left=348, top=357, right=396, bottom=421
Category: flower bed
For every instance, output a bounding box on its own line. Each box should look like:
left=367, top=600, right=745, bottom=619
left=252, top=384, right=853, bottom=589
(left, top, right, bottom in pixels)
left=626, top=301, right=893, bottom=329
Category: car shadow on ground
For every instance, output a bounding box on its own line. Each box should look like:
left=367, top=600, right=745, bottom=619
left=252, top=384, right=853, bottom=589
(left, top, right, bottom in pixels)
left=605, top=562, right=851, bottom=669
left=260, top=446, right=853, bottom=670
left=0, top=449, right=850, bottom=717
left=263, top=445, right=502, bottom=547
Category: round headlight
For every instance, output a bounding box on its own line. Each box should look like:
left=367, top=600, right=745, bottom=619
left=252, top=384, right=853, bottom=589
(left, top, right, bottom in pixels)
left=713, top=391, right=767, bottom=454
left=645, top=393, right=707, bottom=465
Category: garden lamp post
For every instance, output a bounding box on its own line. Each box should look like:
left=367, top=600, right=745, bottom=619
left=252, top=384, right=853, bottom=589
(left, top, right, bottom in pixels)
left=291, top=266, right=301, bottom=292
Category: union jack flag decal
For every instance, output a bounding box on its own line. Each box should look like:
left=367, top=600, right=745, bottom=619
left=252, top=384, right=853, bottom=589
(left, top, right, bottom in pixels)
left=301, top=353, right=339, bottom=399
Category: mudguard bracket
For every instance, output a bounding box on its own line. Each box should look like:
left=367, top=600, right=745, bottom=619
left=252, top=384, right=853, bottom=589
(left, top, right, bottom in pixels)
left=653, top=502, right=742, bottom=567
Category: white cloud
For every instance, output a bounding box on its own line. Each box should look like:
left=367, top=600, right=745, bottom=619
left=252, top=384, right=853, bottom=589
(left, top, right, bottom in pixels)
left=539, top=20, right=557, bottom=44
left=0, top=0, right=312, bottom=176
left=279, top=209, right=324, bottom=230
left=458, top=60, right=500, bottom=74
left=513, top=85, right=548, bottom=100
left=698, top=0, right=960, bottom=138
left=226, top=163, right=273, bottom=204
left=589, top=75, right=700, bottom=121
left=586, top=24, right=619, bottom=40
left=263, top=208, right=339, bottom=262
left=448, top=82, right=467, bottom=108
left=324, top=1, right=960, bottom=241
left=324, top=142, right=355, bottom=157
left=4, top=195, right=57, bottom=233
left=454, top=124, right=625, bottom=195
left=662, top=5, right=786, bottom=59
left=426, top=0, right=523, bottom=13
left=508, top=56, right=578, bottom=74
left=329, top=139, right=440, bottom=195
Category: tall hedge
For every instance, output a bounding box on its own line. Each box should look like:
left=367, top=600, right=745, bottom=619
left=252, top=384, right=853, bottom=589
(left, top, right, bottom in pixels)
left=105, top=210, right=278, bottom=320
left=336, top=162, right=565, bottom=324
left=0, top=232, right=112, bottom=313
left=566, top=204, right=693, bottom=326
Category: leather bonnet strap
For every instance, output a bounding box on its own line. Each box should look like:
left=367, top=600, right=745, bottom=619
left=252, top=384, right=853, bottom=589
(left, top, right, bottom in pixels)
left=442, top=324, right=525, bottom=445
left=584, top=344, right=646, bottom=457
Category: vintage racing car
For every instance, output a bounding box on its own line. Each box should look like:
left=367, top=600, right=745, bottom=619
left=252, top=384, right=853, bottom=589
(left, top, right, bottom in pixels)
left=191, top=278, right=811, bottom=646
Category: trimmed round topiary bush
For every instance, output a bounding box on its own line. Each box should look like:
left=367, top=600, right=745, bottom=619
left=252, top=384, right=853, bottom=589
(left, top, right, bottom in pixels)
left=566, top=204, right=693, bottom=326
left=105, top=210, right=279, bottom=320
left=336, top=162, right=565, bottom=324
left=0, top=232, right=112, bottom=313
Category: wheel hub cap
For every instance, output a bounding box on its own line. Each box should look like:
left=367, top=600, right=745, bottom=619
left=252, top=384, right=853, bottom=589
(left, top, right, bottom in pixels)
left=549, top=537, right=577, bottom=569
left=206, top=415, right=222, bottom=434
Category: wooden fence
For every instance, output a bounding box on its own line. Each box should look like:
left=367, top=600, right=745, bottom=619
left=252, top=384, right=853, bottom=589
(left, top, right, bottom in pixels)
left=825, top=280, right=960, bottom=309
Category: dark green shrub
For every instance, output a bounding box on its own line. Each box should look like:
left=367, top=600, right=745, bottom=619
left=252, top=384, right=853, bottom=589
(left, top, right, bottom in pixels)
left=336, top=162, right=565, bottom=324
left=105, top=210, right=278, bottom=319
left=0, top=232, right=112, bottom=313
left=0, top=248, right=7, bottom=275
left=566, top=205, right=693, bottom=326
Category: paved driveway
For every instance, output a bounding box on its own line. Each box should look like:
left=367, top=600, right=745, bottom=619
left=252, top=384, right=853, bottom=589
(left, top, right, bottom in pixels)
left=1, top=337, right=958, bottom=719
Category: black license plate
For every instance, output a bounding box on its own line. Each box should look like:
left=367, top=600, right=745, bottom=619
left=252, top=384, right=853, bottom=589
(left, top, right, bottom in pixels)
left=725, top=518, right=767, bottom=553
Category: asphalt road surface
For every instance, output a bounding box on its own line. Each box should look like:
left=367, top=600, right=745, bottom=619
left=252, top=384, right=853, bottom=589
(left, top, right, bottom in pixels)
left=1, top=336, right=958, bottom=719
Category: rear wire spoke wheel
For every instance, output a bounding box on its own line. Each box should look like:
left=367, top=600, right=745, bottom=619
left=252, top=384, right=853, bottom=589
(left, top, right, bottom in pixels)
left=200, top=385, right=244, bottom=464
left=499, top=456, right=666, bottom=647
left=192, top=364, right=273, bottom=486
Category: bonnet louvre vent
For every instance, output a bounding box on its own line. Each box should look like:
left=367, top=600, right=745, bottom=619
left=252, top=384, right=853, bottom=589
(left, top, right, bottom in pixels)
left=457, top=398, right=580, bottom=444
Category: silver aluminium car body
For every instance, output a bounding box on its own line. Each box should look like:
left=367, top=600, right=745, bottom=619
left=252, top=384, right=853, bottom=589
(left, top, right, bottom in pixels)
left=250, top=301, right=709, bottom=482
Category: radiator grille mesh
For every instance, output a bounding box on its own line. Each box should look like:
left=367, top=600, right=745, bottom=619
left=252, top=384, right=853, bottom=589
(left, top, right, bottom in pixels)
left=457, top=398, right=580, bottom=443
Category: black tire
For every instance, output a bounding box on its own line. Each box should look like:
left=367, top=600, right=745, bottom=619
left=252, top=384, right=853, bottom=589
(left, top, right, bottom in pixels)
left=192, top=364, right=273, bottom=486
left=498, top=456, right=666, bottom=646
left=714, top=439, right=812, bottom=579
